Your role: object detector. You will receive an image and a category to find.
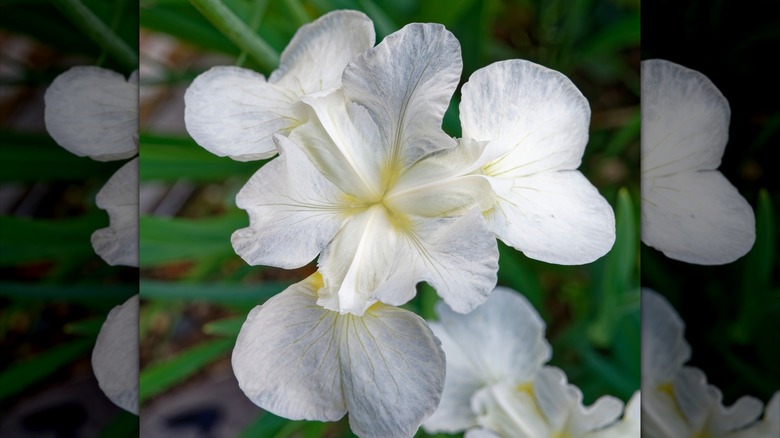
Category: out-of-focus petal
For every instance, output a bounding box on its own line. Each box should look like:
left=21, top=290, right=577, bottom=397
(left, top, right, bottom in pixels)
left=92, top=294, right=139, bottom=415
left=44, top=66, right=138, bottom=161
left=641, top=289, right=691, bottom=387
left=641, top=170, right=755, bottom=264
left=91, top=157, right=139, bottom=267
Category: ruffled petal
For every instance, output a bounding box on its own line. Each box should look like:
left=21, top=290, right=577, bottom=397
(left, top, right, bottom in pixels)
left=470, top=383, right=549, bottom=438
left=641, top=387, right=691, bottom=438
left=92, top=294, right=139, bottom=415
left=641, top=59, right=730, bottom=178
left=378, top=209, right=499, bottom=313
left=91, top=157, right=139, bottom=267
left=424, top=288, right=550, bottom=433
left=296, top=91, right=385, bottom=199
left=317, top=205, right=400, bottom=315
left=343, top=23, right=461, bottom=168
left=270, top=10, right=375, bottom=93
left=184, top=66, right=298, bottom=161
left=44, top=66, right=138, bottom=161
left=231, top=135, right=346, bottom=269
left=232, top=274, right=445, bottom=438
left=461, top=59, right=590, bottom=176
left=641, top=289, right=691, bottom=387
left=486, top=170, right=615, bottom=265
left=641, top=171, right=755, bottom=264
left=723, top=392, right=779, bottom=438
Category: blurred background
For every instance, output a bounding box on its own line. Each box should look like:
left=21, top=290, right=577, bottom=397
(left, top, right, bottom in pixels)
left=137, top=0, right=639, bottom=436
left=641, top=0, right=780, bottom=409
left=0, top=0, right=139, bottom=436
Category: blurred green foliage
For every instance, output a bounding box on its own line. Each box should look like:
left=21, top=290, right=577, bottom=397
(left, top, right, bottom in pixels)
left=138, top=0, right=639, bottom=436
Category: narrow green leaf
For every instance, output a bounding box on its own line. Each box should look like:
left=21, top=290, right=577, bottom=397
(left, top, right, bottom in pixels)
left=497, top=242, right=545, bottom=318
left=140, top=214, right=246, bottom=266
left=238, top=413, right=293, bottom=438
left=99, top=410, right=139, bottom=438
left=0, top=282, right=135, bottom=302
left=0, top=216, right=106, bottom=266
left=139, top=338, right=233, bottom=403
left=64, top=317, right=106, bottom=336
left=0, top=339, right=93, bottom=401
left=188, top=0, right=279, bottom=71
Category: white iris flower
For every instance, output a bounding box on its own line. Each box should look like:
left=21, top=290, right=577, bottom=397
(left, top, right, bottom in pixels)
left=231, top=273, right=445, bottom=438
left=641, top=59, right=755, bottom=264
left=424, top=288, right=637, bottom=437
left=184, top=10, right=375, bottom=161
left=227, top=22, right=499, bottom=316
left=641, top=289, right=778, bottom=438
left=91, top=157, right=139, bottom=267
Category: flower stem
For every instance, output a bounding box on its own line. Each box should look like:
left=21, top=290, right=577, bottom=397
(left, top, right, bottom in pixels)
left=53, top=0, right=138, bottom=70
left=189, top=0, right=279, bottom=72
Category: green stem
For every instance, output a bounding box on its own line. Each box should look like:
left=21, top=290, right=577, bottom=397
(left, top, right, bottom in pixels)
left=236, top=0, right=270, bottom=67
left=189, top=0, right=279, bottom=72
left=53, top=0, right=138, bottom=70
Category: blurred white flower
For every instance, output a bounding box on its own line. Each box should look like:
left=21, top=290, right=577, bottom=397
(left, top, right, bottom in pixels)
left=641, top=59, right=755, bottom=264
left=231, top=273, right=445, bottom=438
left=44, top=66, right=138, bottom=161
left=91, top=157, right=139, bottom=267
left=641, top=289, right=778, bottom=438
left=424, top=288, right=637, bottom=438
left=92, top=294, right=139, bottom=415
left=230, top=22, right=498, bottom=316
left=459, top=60, right=616, bottom=265
left=184, top=10, right=375, bottom=161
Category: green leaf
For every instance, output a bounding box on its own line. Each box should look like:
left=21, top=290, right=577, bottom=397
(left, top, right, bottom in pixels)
left=202, top=316, right=245, bottom=337
left=497, top=242, right=545, bottom=318
left=139, top=214, right=246, bottom=266
left=0, top=282, right=135, bottom=303
left=141, top=280, right=287, bottom=305
left=589, top=187, right=637, bottom=346
left=64, top=317, right=106, bottom=336
left=239, top=413, right=296, bottom=438
left=139, top=133, right=260, bottom=182
left=0, top=215, right=106, bottom=266
left=139, top=338, right=233, bottom=403
left=99, top=410, right=139, bottom=437
left=0, top=338, right=93, bottom=401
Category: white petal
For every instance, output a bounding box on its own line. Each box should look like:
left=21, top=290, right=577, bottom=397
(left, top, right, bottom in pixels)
left=296, top=91, right=385, bottom=199
left=340, top=301, right=446, bottom=438
left=91, top=157, right=139, bottom=267
left=92, top=294, right=139, bottom=415
left=231, top=135, right=346, bottom=269
left=586, top=392, right=641, bottom=438
left=641, top=170, right=755, bottom=264
left=44, top=66, right=138, bottom=161
left=184, top=66, right=298, bottom=161
left=674, top=367, right=763, bottom=436
left=317, top=205, right=400, bottom=315
left=385, top=138, right=496, bottom=217
left=232, top=275, right=347, bottom=421
left=641, top=289, right=690, bottom=387
left=382, top=210, right=499, bottom=313
left=342, top=23, right=461, bottom=168
left=724, top=392, right=780, bottom=438
left=232, top=274, right=446, bottom=438
left=424, top=288, right=550, bottom=433
left=486, top=170, right=615, bottom=265
left=641, top=59, right=730, bottom=178
left=470, top=383, right=549, bottom=438
left=270, top=10, right=375, bottom=94
left=641, top=386, right=691, bottom=438
left=461, top=59, right=590, bottom=176
left=465, top=428, right=502, bottom=438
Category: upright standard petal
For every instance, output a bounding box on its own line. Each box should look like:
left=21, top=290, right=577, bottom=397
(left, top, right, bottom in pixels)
left=642, top=167, right=755, bottom=265
left=185, top=11, right=375, bottom=161
left=92, top=157, right=139, bottom=267
left=92, top=294, right=139, bottom=415
left=423, top=288, right=550, bottom=433
left=231, top=135, right=346, bottom=269
left=640, top=59, right=755, bottom=265
left=232, top=274, right=445, bottom=438
left=270, top=10, right=375, bottom=93
left=44, top=66, right=138, bottom=161
left=460, top=60, right=615, bottom=265
left=342, top=22, right=462, bottom=168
